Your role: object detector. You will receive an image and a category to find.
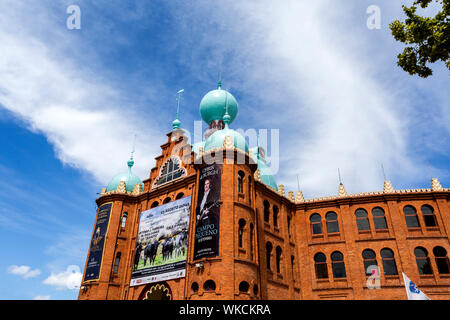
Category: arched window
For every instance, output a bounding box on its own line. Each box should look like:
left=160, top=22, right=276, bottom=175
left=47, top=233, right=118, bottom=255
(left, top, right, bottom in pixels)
left=310, top=214, right=322, bottom=235
left=414, top=247, right=433, bottom=275
left=238, top=219, right=246, bottom=248
left=314, top=253, right=328, bottom=279
left=273, top=205, right=279, bottom=227
left=153, top=157, right=186, bottom=187
left=421, top=205, right=437, bottom=227
left=263, top=200, right=270, bottom=223
left=362, top=249, right=378, bottom=276
left=176, top=192, right=185, bottom=200
left=276, top=246, right=282, bottom=274
left=191, top=282, right=199, bottom=293
left=380, top=248, right=398, bottom=275
left=163, top=197, right=171, bottom=204
left=150, top=201, right=159, bottom=208
left=239, top=281, right=249, bottom=293
left=404, top=205, right=420, bottom=229
left=287, top=215, right=291, bottom=235
left=372, top=207, right=387, bottom=230
left=266, top=242, right=273, bottom=270
left=248, top=176, right=252, bottom=203
left=253, top=284, right=259, bottom=296
left=238, top=171, right=245, bottom=193
left=121, top=212, right=128, bottom=228
left=203, top=280, right=216, bottom=292
left=355, top=208, right=370, bottom=231
left=433, top=246, right=450, bottom=274
left=331, top=251, right=346, bottom=278
left=113, top=252, right=121, bottom=274
left=326, top=211, right=339, bottom=234
left=291, top=255, right=296, bottom=282
left=249, top=223, right=254, bottom=259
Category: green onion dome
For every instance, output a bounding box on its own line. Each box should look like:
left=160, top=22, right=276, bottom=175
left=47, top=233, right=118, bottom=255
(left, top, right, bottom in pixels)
left=204, top=126, right=249, bottom=153
left=250, top=147, right=278, bottom=191
left=199, top=83, right=238, bottom=125
left=106, top=157, right=143, bottom=192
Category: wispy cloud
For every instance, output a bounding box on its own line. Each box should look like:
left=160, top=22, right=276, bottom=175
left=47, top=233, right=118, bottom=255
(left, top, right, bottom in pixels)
left=43, top=265, right=82, bottom=290
left=167, top=0, right=449, bottom=196
left=33, top=295, right=51, bottom=300
left=7, top=265, right=41, bottom=279
left=0, top=1, right=163, bottom=186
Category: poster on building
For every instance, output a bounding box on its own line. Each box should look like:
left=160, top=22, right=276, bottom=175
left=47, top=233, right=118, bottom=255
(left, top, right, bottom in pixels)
left=193, top=164, right=222, bottom=260
left=130, top=196, right=191, bottom=287
left=83, top=202, right=113, bottom=282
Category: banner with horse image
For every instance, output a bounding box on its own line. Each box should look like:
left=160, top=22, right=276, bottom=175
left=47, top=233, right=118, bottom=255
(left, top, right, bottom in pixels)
left=130, top=196, right=191, bottom=287
left=83, top=202, right=113, bottom=282
left=193, top=164, right=222, bottom=260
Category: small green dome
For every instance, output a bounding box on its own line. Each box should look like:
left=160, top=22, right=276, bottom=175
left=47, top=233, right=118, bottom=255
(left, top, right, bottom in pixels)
left=204, top=127, right=248, bottom=153
left=172, top=118, right=181, bottom=130
left=250, top=147, right=278, bottom=191
left=106, top=158, right=143, bottom=192
left=200, top=86, right=238, bottom=125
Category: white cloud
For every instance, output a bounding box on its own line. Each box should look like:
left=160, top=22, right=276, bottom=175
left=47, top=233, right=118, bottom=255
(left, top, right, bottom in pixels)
left=43, top=265, right=82, bottom=290
left=33, top=295, right=51, bottom=300
left=171, top=0, right=448, bottom=197
left=8, top=265, right=41, bottom=279
left=0, top=1, right=162, bottom=187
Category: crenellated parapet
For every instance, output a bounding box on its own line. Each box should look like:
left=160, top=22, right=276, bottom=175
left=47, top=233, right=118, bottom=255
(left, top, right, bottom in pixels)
left=270, top=177, right=449, bottom=204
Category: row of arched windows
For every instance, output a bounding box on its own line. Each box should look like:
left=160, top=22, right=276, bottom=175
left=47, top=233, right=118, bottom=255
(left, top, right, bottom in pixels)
left=263, top=200, right=279, bottom=227
left=237, top=170, right=252, bottom=202
left=414, top=246, right=449, bottom=275
left=238, top=219, right=255, bottom=259
left=266, top=242, right=283, bottom=273
left=314, top=252, right=346, bottom=279
left=309, top=204, right=439, bottom=235
left=149, top=192, right=185, bottom=209
left=404, top=205, right=437, bottom=228
left=312, top=246, right=449, bottom=280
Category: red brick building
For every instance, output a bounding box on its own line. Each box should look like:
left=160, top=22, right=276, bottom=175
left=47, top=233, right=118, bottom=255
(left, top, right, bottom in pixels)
left=78, top=84, right=450, bottom=300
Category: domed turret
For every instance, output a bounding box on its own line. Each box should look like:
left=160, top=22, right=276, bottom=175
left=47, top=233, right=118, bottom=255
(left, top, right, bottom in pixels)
left=203, top=92, right=248, bottom=153
left=106, top=155, right=143, bottom=192
left=250, top=146, right=278, bottom=191
left=204, top=126, right=249, bottom=153
left=200, top=81, right=238, bottom=125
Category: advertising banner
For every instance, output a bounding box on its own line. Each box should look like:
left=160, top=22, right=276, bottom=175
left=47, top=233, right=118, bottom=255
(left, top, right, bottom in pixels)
left=130, top=196, right=191, bottom=287
left=193, top=164, right=222, bottom=260
left=83, top=202, right=113, bottom=282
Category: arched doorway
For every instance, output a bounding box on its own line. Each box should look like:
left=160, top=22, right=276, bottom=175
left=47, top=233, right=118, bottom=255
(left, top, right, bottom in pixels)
left=139, top=282, right=172, bottom=300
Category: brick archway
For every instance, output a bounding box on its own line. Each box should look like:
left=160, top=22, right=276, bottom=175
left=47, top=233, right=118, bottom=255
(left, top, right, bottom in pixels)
left=138, top=282, right=172, bottom=300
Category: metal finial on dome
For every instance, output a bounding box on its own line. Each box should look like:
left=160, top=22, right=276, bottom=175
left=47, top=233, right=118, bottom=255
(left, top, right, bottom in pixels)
left=128, top=135, right=136, bottom=168
left=223, top=88, right=231, bottom=126
left=217, top=71, right=222, bottom=89
left=173, top=89, right=184, bottom=130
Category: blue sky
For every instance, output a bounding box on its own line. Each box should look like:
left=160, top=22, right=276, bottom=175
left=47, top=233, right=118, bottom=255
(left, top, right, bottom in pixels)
left=0, top=1, right=448, bottom=299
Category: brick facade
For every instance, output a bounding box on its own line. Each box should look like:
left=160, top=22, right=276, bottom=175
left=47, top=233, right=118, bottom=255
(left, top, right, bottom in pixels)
left=78, top=129, right=450, bottom=300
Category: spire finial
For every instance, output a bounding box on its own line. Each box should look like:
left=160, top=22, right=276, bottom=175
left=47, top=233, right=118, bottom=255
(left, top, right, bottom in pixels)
left=128, top=134, right=136, bottom=168
left=173, top=89, right=184, bottom=129
left=381, top=163, right=387, bottom=181
left=338, top=168, right=343, bottom=185
left=218, top=71, right=222, bottom=89
left=223, top=87, right=230, bottom=126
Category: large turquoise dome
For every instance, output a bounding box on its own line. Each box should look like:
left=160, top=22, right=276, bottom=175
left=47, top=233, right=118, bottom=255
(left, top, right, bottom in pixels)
left=204, top=127, right=248, bottom=153
left=106, top=158, right=143, bottom=192
left=200, top=85, right=238, bottom=125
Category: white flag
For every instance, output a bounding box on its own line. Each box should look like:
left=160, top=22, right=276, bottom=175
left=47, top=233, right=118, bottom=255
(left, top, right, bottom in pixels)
left=402, top=273, right=431, bottom=300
